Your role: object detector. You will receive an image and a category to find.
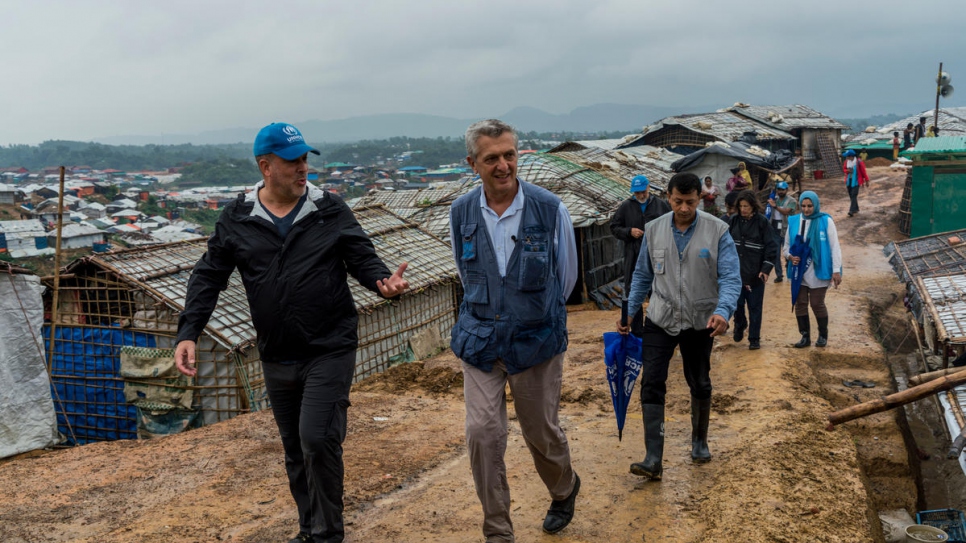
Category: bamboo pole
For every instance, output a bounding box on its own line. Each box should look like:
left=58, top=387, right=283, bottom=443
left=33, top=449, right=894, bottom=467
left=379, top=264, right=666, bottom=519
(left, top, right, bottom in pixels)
left=909, top=365, right=966, bottom=387
left=45, top=166, right=67, bottom=371
left=827, top=368, right=966, bottom=429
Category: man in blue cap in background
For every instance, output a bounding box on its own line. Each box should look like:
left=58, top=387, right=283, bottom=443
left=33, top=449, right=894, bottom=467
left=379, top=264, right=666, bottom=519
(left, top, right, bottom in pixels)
left=610, top=175, right=671, bottom=336
left=767, top=181, right=798, bottom=283
left=175, top=122, right=410, bottom=543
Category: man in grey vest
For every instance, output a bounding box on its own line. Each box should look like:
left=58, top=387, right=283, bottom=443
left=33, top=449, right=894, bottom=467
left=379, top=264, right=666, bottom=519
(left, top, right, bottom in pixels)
left=617, top=172, right=741, bottom=481
left=450, top=119, right=580, bottom=542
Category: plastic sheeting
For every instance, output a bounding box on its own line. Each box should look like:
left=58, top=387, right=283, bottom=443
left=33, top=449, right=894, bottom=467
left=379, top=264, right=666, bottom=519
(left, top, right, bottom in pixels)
left=0, top=273, right=59, bottom=458
left=44, top=326, right=156, bottom=445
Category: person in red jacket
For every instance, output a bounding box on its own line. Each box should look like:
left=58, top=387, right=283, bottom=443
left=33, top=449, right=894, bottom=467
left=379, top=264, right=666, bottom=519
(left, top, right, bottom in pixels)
left=842, top=149, right=870, bottom=217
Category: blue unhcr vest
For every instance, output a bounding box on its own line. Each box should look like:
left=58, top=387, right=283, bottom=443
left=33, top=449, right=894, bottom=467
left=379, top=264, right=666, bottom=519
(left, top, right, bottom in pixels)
left=449, top=181, right=568, bottom=374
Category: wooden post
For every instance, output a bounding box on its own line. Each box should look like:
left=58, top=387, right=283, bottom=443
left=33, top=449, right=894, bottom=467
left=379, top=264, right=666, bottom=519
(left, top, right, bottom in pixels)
left=45, top=166, right=66, bottom=371
left=827, top=367, right=966, bottom=428
left=934, top=62, right=943, bottom=133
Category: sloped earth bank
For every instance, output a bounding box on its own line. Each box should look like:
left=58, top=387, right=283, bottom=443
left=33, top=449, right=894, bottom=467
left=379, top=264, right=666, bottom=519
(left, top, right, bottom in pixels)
left=1, top=167, right=953, bottom=543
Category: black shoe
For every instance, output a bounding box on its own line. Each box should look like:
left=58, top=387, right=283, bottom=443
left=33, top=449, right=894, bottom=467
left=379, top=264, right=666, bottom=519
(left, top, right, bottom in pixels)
left=289, top=533, right=312, bottom=543
left=543, top=474, right=580, bottom=534
left=847, top=212, right=854, bottom=218
left=775, top=277, right=784, bottom=283
left=749, top=340, right=760, bottom=350
left=793, top=334, right=810, bottom=348
left=815, top=335, right=827, bottom=347
left=733, top=324, right=746, bottom=343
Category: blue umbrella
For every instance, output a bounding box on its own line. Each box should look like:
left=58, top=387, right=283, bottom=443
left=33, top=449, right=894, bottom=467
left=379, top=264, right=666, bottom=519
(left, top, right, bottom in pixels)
left=788, top=232, right=811, bottom=309
left=603, top=302, right=643, bottom=441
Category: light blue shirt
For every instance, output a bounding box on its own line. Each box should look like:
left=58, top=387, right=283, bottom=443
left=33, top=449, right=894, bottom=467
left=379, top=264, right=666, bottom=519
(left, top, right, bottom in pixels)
left=450, top=181, right=578, bottom=300
left=626, top=214, right=741, bottom=322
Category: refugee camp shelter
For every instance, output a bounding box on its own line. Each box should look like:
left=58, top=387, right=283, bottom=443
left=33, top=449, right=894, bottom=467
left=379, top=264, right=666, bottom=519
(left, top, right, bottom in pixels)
left=727, top=104, right=848, bottom=178
left=845, top=108, right=966, bottom=150
left=885, top=230, right=966, bottom=476
left=900, top=136, right=966, bottom=237
left=547, top=144, right=678, bottom=196
left=0, top=183, right=16, bottom=205
left=670, top=140, right=801, bottom=196
left=0, top=262, right=59, bottom=458
left=621, top=110, right=796, bottom=155
left=42, top=210, right=459, bottom=445
left=353, top=152, right=636, bottom=308
left=49, top=223, right=106, bottom=250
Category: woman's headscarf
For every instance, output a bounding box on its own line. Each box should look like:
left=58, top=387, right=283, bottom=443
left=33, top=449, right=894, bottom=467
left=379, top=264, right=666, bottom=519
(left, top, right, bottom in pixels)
left=799, top=191, right=830, bottom=269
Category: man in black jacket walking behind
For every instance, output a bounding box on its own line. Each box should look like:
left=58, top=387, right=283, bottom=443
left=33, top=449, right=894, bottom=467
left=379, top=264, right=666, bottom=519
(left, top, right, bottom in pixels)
left=174, top=122, right=410, bottom=543
left=610, top=175, right=671, bottom=335
left=728, top=190, right=779, bottom=350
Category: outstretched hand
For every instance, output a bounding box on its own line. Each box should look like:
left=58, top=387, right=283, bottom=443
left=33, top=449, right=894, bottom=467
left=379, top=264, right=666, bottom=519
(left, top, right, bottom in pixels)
left=377, top=262, right=410, bottom=298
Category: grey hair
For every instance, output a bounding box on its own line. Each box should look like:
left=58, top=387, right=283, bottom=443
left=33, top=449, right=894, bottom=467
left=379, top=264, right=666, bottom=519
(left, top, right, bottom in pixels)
left=465, top=119, right=518, bottom=160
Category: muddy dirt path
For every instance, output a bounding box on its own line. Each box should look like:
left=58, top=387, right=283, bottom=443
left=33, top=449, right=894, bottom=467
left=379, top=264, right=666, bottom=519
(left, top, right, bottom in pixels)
left=0, top=167, right=918, bottom=543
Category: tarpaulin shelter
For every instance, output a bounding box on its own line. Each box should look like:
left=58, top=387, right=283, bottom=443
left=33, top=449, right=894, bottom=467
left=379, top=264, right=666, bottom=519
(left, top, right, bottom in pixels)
left=41, top=205, right=459, bottom=445
left=670, top=140, right=801, bottom=197
left=0, top=262, right=59, bottom=458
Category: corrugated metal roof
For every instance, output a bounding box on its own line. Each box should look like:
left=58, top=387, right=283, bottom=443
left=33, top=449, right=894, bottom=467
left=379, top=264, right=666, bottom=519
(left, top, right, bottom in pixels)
left=901, top=136, right=966, bottom=155
left=0, top=220, right=45, bottom=234
left=729, top=104, right=849, bottom=130
left=919, top=273, right=966, bottom=343
left=639, top=111, right=795, bottom=142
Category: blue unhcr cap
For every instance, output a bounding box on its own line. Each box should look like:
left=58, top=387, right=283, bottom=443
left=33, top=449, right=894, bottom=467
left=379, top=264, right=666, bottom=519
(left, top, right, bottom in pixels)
left=630, top=175, right=650, bottom=193
left=842, top=149, right=856, bottom=157
left=253, top=123, right=321, bottom=160
left=776, top=181, right=788, bottom=189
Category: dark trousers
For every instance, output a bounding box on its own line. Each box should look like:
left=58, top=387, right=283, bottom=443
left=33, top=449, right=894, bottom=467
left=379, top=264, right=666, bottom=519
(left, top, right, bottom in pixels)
left=847, top=185, right=860, bottom=214
left=639, top=317, right=714, bottom=405
left=770, top=221, right=785, bottom=279
left=734, top=283, right=766, bottom=341
left=263, top=350, right=356, bottom=543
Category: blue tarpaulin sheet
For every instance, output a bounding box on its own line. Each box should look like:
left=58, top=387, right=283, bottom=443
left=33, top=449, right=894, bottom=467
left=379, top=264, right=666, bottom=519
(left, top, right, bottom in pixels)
left=43, top=326, right=156, bottom=445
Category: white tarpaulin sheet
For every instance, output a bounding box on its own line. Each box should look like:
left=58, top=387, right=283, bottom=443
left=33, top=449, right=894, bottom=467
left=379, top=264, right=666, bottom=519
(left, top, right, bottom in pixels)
left=0, top=273, right=59, bottom=458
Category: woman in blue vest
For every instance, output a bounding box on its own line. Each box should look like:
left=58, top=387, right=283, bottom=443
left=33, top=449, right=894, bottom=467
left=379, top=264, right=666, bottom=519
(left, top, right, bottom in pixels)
left=783, top=191, right=843, bottom=347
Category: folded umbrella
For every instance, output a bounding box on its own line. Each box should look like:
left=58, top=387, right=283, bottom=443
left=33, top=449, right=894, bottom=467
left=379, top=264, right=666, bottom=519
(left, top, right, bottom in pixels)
left=603, top=302, right=643, bottom=441
left=788, top=232, right=811, bottom=309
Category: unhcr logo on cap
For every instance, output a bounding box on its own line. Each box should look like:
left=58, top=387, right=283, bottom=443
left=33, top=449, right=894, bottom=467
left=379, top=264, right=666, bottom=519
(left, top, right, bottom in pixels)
left=253, top=122, right=320, bottom=160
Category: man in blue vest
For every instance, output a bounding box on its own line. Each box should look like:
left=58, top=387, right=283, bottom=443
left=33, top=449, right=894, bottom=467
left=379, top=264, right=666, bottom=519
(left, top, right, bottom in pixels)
left=450, top=119, right=580, bottom=542
left=617, top=172, right=741, bottom=481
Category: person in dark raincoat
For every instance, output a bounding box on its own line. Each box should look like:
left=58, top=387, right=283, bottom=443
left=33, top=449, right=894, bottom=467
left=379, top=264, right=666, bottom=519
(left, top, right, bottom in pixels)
left=610, top=175, right=671, bottom=336
left=782, top=191, right=843, bottom=348
left=727, top=190, right=779, bottom=350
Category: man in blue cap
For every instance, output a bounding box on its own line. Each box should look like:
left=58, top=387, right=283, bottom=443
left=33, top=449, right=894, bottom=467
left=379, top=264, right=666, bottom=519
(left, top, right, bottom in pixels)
left=610, top=175, right=671, bottom=335
left=767, top=181, right=798, bottom=283
left=175, top=122, right=410, bottom=543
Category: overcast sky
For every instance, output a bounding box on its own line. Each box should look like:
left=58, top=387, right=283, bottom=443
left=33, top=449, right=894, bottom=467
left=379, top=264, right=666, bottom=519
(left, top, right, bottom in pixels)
left=2, top=0, right=964, bottom=145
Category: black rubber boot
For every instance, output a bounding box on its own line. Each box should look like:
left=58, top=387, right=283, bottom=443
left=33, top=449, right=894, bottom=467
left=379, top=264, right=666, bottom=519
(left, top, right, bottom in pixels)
left=690, top=396, right=712, bottom=463
left=793, top=315, right=811, bottom=348
left=630, top=404, right=664, bottom=480
left=816, top=317, right=828, bottom=347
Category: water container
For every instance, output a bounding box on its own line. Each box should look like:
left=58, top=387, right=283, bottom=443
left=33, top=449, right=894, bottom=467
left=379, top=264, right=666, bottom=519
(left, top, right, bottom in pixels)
left=905, top=524, right=949, bottom=542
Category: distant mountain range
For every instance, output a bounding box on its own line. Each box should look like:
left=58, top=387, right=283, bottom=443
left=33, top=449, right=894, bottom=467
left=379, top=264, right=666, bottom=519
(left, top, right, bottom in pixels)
left=92, top=101, right=937, bottom=147
left=93, top=103, right=718, bottom=146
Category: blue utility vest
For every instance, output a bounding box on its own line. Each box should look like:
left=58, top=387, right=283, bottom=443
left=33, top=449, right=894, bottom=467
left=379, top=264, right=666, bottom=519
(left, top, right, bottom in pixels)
left=450, top=181, right=568, bottom=374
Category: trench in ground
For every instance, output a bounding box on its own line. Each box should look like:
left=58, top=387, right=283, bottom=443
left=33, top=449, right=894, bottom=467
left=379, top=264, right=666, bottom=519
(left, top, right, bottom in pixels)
left=803, top=288, right=966, bottom=537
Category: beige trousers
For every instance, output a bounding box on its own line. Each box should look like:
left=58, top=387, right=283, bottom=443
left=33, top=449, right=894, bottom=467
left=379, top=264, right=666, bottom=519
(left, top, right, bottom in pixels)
left=462, top=353, right=576, bottom=543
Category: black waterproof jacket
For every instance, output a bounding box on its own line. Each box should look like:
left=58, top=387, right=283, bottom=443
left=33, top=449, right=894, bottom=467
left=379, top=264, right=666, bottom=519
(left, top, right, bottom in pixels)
left=727, top=212, right=779, bottom=287
left=176, top=183, right=391, bottom=363
left=609, top=195, right=671, bottom=293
